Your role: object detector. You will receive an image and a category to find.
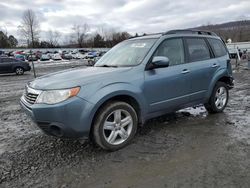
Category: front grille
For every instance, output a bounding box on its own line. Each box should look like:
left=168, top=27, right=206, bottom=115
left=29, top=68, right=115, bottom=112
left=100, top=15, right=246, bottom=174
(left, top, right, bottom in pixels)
left=24, top=92, right=39, bottom=105
left=23, top=85, right=41, bottom=105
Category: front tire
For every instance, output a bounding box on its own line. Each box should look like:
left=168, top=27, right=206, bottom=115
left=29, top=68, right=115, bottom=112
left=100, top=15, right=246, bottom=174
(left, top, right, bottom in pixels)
left=93, top=101, right=138, bottom=151
left=205, top=81, right=229, bottom=113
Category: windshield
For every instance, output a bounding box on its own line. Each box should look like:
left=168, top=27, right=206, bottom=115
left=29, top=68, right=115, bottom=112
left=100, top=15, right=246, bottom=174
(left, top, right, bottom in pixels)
left=95, top=38, right=156, bottom=67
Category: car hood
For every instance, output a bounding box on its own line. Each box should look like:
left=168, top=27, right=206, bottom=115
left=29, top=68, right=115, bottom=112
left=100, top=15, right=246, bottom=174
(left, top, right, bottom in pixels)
left=29, top=66, right=132, bottom=90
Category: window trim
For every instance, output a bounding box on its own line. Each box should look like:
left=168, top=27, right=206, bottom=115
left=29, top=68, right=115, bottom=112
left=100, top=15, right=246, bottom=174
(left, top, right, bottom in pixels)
left=204, top=38, right=216, bottom=58
left=207, top=38, right=228, bottom=58
left=145, top=37, right=187, bottom=70
left=184, top=37, right=213, bottom=63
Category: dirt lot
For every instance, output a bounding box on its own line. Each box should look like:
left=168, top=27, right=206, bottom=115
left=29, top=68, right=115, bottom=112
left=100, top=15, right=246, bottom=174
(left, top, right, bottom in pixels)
left=0, top=61, right=250, bottom=188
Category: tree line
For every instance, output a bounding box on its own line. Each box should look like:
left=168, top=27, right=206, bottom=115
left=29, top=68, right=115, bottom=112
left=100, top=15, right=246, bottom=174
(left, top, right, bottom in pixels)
left=0, top=30, right=18, bottom=48
left=1, top=9, right=132, bottom=49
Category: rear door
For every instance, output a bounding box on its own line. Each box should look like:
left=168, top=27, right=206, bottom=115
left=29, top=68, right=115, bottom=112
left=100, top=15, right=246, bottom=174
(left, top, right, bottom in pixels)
left=144, top=38, right=192, bottom=113
left=184, top=37, right=219, bottom=102
left=207, top=38, right=229, bottom=69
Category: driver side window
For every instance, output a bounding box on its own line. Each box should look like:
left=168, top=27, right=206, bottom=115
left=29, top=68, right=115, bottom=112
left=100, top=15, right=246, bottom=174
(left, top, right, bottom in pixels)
left=154, top=38, right=185, bottom=66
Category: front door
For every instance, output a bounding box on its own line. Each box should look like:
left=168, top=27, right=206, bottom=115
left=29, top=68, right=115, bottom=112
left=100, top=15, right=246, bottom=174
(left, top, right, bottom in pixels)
left=144, top=38, right=191, bottom=113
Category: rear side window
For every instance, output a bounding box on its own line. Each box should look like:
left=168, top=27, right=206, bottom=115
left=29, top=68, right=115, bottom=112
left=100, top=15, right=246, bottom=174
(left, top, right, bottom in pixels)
left=1, top=58, right=13, bottom=63
left=208, top=38, right=227, bottom=57
left=186, top=38, right=211, bottom=62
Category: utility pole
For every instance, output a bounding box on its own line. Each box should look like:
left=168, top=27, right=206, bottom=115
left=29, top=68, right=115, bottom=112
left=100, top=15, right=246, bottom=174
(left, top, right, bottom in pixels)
left=30, top=49, right=36, bottom=78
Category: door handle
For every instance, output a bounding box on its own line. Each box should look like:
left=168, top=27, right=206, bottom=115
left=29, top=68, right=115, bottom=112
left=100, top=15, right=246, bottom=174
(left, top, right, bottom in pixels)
left=211, top=63, right=220, bottom=68
left=181, top=69, right=190, bottom=74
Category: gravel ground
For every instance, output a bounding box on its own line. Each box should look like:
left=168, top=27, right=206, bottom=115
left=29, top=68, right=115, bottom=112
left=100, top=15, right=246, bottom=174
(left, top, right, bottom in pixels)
left=0, top=60, right=249, bottom=188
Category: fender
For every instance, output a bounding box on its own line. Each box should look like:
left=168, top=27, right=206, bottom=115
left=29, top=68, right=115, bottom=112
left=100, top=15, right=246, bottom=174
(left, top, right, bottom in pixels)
left=81, top=82, right=147, bottom=130
left=205, top=68, right=230, bottom=100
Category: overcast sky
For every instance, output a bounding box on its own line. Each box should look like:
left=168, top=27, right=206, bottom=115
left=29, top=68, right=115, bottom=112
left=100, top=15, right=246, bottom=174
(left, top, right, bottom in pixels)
left=0, top=0, right=250, bottom=41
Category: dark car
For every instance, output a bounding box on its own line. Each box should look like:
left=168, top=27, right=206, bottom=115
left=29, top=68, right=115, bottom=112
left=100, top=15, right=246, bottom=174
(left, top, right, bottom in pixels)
left=0, top=57, right=31, bottom=75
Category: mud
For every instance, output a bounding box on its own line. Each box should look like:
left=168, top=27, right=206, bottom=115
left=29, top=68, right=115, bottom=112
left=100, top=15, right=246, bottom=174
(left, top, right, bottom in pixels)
left=0, top=61, right=249, bottom=188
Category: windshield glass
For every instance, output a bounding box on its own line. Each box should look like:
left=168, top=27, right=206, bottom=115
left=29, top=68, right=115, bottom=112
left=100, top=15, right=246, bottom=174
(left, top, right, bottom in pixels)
left=95, top=38, right=156, bottom=67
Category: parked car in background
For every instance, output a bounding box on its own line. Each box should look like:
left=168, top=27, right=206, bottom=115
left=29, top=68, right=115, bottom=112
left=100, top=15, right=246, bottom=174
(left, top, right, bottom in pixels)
left=14, top=51, right=23, bottom=55
left=71, top=52, right=80, bottom=59
left=28, top=55, right=38, bottom=61
left=40, top=54, right=50, bottom=61
left=0, top=57, right=31, bottom=75
left=51, top=53, right=62, bottom=60
left=86, top=59, right=96, bottom=66
left=71, top=52, right=86, bottom=59
left=79, top=49, right=89, bottom=54
left=62, top=53, right=73, bottom=60
left=0, top=50, right=7, bottom=58
left=35, top=51, right=42, bottom=59
left=87, top=51, right=97, bottom=58
left=15, top=54, right=26, bottom=61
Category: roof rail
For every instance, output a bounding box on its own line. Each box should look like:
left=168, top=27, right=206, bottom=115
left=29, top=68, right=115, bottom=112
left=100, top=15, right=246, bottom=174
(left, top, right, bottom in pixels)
left=129, top=32, right=164, bottom=39
left=143, top=32, right=165, bottom=36
left=164, top=29, right=217, bottom=36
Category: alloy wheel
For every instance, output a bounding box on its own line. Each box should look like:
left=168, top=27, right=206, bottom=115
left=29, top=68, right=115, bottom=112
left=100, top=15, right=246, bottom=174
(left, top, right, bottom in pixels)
left=214, top=86, right=228, bottom=109
left=103, top=109, right=133, bottom=145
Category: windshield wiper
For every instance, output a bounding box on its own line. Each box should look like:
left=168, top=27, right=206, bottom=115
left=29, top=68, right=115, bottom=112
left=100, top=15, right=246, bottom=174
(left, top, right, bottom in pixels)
left=97, top=64, right=118, bottom=68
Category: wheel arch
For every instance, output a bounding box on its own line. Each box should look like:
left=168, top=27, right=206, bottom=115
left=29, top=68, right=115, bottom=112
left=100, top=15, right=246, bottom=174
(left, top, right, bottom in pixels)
left=89, top=93, right=144, bottom=138
left=217, top=76, right=233, bottom=86
left=13, top=65, right=24, bottom=71
left=206, top=69, right=232, bottom=100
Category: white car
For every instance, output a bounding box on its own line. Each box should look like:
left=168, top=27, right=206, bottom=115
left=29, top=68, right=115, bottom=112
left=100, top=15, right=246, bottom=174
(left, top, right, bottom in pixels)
left=52, top=53, right=62, bottom=60
left=71, top=52, right=86, bottom=59
left=40, top=54, right=50, bottom=61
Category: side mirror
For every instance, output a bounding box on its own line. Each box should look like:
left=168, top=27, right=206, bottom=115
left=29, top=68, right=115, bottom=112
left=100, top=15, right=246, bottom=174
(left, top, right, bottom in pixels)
left=147, top=56, right=170, bottom=70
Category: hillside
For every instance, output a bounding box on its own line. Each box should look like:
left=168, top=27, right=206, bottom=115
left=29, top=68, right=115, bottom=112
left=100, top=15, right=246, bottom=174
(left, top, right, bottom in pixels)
left=193, top=20, right=250, bottom=42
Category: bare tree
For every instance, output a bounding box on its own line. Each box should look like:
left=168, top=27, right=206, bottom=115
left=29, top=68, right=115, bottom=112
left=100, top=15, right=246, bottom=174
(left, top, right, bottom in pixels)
left=72, top=23, right=90, bottom=47
left=100, top=26, right=116, bottom=41
left=18, top=9, right=40, bottom=48
left=48, top=30, right=61, bottom=47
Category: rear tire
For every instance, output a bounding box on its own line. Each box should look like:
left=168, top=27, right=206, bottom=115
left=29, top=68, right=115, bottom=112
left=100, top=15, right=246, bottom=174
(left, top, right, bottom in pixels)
left=92, top=101, right=138, bottom=151
left=15, top=67, right=24, bottom=75
left=205, top=81, right=229, bottom=113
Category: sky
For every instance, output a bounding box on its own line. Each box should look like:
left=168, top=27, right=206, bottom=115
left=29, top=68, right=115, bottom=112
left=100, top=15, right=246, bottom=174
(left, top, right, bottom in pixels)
left=0, top=0, right=250, bottom=42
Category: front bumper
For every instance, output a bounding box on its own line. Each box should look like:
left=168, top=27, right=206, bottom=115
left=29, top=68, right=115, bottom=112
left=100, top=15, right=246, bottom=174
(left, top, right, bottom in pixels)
left=20, top=96, right=94, bottom=138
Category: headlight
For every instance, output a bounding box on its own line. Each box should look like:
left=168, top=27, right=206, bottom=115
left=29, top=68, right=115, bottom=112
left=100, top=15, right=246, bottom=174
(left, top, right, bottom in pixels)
left=36, top=87, right=80, bottom=104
